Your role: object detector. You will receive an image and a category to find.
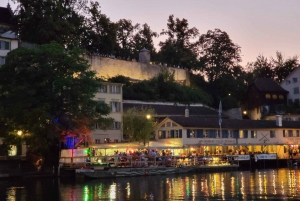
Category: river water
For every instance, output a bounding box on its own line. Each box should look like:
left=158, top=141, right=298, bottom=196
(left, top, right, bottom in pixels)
left=1, top=168, right=300, bottom=201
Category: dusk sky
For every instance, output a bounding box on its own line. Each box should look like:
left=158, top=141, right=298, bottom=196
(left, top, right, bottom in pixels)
left=2, top=0, right=300, bottom=66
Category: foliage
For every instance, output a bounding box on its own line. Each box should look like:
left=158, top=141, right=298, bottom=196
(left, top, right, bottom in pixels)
left=82, top=1, right=118, bottom=55
left=0, top=42, right=112, bottom=157
left=251, top=54, right=274, bottom=79
left=198, top=29, right=242, bottom=82
left=133, top=23, right=158, bottom=61
left=123, top=107, right=156, bottom=145
left=157, top=15, right=199, bottom=69
left=14, top=0, right=86, bottom=48
left=109, top=69, right=212, bottom=105
left=115, top=19, right=140, bottom=59
left=271, top=51, right=299, bottom=83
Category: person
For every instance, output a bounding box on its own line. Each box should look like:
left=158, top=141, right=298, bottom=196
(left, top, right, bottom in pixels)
left=36, top=158, right=43, bottom=172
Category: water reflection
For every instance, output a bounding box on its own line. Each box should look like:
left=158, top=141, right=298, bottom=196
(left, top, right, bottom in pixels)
left=2, top=168, right=300, bottom=200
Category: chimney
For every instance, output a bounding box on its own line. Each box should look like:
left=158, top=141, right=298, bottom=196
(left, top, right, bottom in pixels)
left=276, top=115, right=282, bottom=127
left=185, top=108, right=189, bottom=117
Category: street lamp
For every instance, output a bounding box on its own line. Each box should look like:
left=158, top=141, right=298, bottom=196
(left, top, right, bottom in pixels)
left=17, top=130, right=22, bottom=136
left=146, top=114, right=151, bottom=119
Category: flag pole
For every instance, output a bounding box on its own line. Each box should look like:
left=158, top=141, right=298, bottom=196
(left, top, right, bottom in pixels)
left=219, top=101, right=222, bottom=154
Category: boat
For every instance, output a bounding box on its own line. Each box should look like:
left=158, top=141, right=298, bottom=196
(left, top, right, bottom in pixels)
left=75, top=165, right=196, bottom=179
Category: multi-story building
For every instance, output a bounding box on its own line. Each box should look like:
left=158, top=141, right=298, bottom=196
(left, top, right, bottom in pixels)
left=244, top=78, right=288, bottom=120
left=280, top=66, right=300, bottom=107
left=0, top=4, right=18, bottom=66
left=90, top=82, right=123, bottom=144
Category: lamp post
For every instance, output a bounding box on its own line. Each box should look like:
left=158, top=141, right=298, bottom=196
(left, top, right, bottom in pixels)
left=17, top=130, right=23, bottom=156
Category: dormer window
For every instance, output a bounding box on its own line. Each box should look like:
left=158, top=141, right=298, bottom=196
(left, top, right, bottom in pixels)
left=272, top=94, right=278, bottom=99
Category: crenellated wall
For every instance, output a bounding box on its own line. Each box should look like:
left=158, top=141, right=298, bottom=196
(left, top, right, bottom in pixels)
left=87, top=56, right=190, bottom=86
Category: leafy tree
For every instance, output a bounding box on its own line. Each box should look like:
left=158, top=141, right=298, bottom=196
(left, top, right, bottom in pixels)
left=198, top=29, right=242, bottom=82
left=158, top=15, right=199, bottom=69
left=14, top=0, right=86, bottom=48
left=116, top=19, right=140, bottom=59
left=0, top=42, right=112, bottom=164
left=133, top=23, right=158, bottom=60
left=123, top=107, right=156, bottom=145
left=271, top=51, right=299, bottom=83
left=82, top=1, right=118, bottom=55
left=252, top=54, right=274, bottom=79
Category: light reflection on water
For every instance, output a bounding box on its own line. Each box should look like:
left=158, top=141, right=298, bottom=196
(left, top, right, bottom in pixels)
left=1, top=168, right=300, bottom=200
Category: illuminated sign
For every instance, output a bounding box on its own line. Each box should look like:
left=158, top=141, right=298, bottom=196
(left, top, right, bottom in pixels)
left=198, top=139, right=236, bottom=145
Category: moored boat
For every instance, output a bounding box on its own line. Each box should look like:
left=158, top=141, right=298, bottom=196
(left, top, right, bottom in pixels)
left=76, top=165, right=196, bottom=179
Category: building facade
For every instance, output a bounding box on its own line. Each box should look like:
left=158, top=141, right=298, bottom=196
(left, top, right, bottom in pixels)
left=90, top=82, right=123, bottom=144
left=0, top=4, right=18, bottom=66
left=280, top=66, right=300, bottom=107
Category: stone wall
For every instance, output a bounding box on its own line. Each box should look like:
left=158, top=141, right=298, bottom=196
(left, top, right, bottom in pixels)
left=87, top=56, right=190, bottom=86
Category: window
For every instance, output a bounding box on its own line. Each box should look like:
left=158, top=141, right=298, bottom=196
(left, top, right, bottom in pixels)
left=99, top=85, right=107, bottom=93
left=110, top=85, right=120, bottom=94
left=294, top=87, right=299, bottom=94
left=251, top=131, right=257, bottom=138
left=114, top=139, right=118, bottom=143
left=265, top=94, right=271, bottom=99
left=228, top=130, right=233, bottom=138
left=270, top=130, right=276, bottom=138
left=172, top=122, right=178, bottom=127
left=174, top=130, right=179, bottom=138
left=166, top=130, right=171, bottom=138
left=293, top=78, right=298, bottom=83
left=296, top=130, right=300, bottom=137
left=203, top=130, right=208, bottom=138
left=110, top=101, right=121, bottom=112
left=190, top=130, right=196, bottom=138
left=0, top=56, right=5, bottom=65
left=283, top=130, right=286, bottom=137
left=104, top=138, right=110, bottom=143
left=0, top=40, right=10, bottom=50
left=239, top=130, right=248, bottom=138
left=272, top=94, right=278, bottom=99
left=111, top=121, right=121, bottom=130
left=95, top=139, right=101, bottom=144
left=279, top=95, right=284, bottom=99
left=166, top=122, right=171, bottom=127
left=288, top=130, right=293, bottom=137
left=286, top=80, right=291, bottom=84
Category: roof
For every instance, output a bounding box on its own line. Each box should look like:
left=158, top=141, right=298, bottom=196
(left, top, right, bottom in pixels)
left=139, top=47, right=150, bottom=52
left=281, top=66, right=300, bottom=84
left=123, top=102, right=227, bottom=118
left=0, top=6, right=13, bottom=26
left=252, top=78, right=288, bottom=93
left=167, top=116, right=300, bottom=129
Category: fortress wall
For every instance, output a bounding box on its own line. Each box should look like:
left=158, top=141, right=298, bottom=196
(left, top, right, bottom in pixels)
left=87, top=56, right=190, bottom=85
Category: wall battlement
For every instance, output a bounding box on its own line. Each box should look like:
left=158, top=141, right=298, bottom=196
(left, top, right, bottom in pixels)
left=87, top=56, right=190, bottom=86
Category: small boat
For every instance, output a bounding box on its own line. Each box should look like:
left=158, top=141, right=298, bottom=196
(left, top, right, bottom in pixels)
left=76, top=165, right=196, bottom=179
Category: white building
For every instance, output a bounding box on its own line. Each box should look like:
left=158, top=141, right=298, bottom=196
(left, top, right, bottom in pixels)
left=280, top=66, right=300, bottom=107
left=90, top=82, right=123, bottom=144
left=0, top=4, right=18, bottom=66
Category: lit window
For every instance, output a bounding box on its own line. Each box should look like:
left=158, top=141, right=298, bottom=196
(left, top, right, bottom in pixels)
left=265, top=94, right=271, bottom=99
left=272, top=94, right=277, bottom=99
left=251, top=131, right=257, bottom=138
left=279, top=95, right=284, bottom=99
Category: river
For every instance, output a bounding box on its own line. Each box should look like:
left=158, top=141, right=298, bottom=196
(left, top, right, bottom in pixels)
left=1, top=168, right=300, bottom=201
